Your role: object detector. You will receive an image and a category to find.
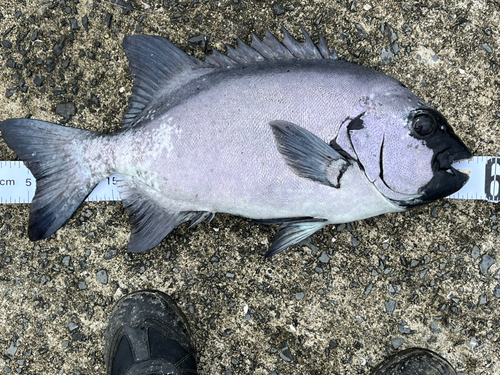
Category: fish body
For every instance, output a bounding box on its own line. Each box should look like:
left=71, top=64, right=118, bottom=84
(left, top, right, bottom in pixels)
left=0, top=29, right=471, bottom=256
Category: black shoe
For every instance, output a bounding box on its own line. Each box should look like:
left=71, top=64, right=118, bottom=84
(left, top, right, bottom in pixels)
left=104, top=290, right=198, bottom=375
left=371, top=348, right=457, bottom=375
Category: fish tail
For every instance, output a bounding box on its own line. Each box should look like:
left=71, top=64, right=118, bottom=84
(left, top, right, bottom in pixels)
left=0, top=118, right=104, bottom=240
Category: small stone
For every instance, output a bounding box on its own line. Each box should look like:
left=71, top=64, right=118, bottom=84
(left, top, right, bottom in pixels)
left=46, top=58, right=56, bottom=72
left=6, top=342, right=17, bottom=356
left=482, top=43, right=493, bottom=53
left=5, top=88, right=17, bottom=98
left=318, top=251, right=330, bottom=263
left=471, top=246, right=480, bottom=259
left=355, top=23, right=367, bottom=40
left=96, top=269, right=108, bottom=284
left=78, top=280, right=88, bottom=290
left=33, top=75, right=45, bottom=86
left=364, top=283, right=373, bottom=295
left=68, top=322, right=79, bottom=331
left=493, top=285, right=500, bottom=299
left=62, top=340, right=69, bottom=347
left=329, top=339, right=339, bottom=349
left=273, top=4, right=285, bottom=15
left=280, top=341, right=293, bottom=362
left=478, top=295, right=487, bottom=305
left=188, top=305, right=195, bottom=314
left=480, top=254, right=495, bottom=275
left=56, top=102, right=76, bottom=120
left=380, top=46, right=394, bottom=64
left=188, top=34, right=205, bottom=44
left=385, top=299, right=396, bottom=315
left=398, top=321, right=415, bottom=334
left=386, top=24, right=398, bottom=43
left=296, top=292, right=305, bottom=300
left=226, top=272, right=235, bottom=278
left=69, top=18, right=79, bottom=30
left=391, top=338, right=404, bottom=349
left=62, top=255, right=71, bottom=267
left=104, top=249, right=118, bottom=260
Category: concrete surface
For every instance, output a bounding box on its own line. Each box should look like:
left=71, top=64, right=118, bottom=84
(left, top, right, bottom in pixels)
left=0, top=0, right=499, bottom=374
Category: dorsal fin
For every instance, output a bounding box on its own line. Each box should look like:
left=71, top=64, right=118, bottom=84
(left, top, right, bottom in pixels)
left=122, top=28, right=338, bottom=128
left=122, top=35, right=209, bottom=128
left=203, top=49, right=237, bottom=67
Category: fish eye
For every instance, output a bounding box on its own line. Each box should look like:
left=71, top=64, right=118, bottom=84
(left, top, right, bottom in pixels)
left=413, top=113, right=436, bottom=136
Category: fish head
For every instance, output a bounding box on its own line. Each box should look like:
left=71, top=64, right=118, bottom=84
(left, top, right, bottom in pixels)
left=336, top=89, right=472, bottom=206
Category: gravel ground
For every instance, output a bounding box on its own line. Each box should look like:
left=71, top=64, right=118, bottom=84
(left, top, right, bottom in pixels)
left=0, top=1, right=499, bottom=374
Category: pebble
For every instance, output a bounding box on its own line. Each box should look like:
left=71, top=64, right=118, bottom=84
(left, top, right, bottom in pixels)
left=96, top=269, right=108, bottom=284
left=78, top=280, right=88, bottom=290
left=318, top=251, right=330, bottom=263
left=481, top=43, right=493, bottom=53
left=68, top=322, right=79, bottom=331
left=471, top=246, right=480, bottom=259
left=280, top=341, right=293, bottom=362
left=56, top=102, right=76, bottom=120
left=479, top=254, right=495, bottom=275
left=62, top=255, right=71, bottom=267
left=391, top=338, right=404, bottom=349
left=364, top=283, right=373, bottom=295
left=273, top=4, right=285, bottom=15
left=104, top=249, right=118, bottom=260
left=380, top=46, right=394, bottom=64
left=6, top=342, right=17, bottom=356
left=296, top=292, right=305, bottom=300
left=385, top=299, right=396, bottom=315
left=494, top=285, right=500, bottom=299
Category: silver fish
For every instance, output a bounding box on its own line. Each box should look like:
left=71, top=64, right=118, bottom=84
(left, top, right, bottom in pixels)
left=0, top=27, right=471, bottom=256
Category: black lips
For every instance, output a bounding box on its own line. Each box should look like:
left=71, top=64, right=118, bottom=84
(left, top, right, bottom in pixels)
left=410, top=108, right=472, bottom=205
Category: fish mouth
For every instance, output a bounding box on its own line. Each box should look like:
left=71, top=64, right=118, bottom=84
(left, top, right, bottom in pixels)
left=435, top=147, right=472, bottom=180
left=416, top=146, right=472, bottom=204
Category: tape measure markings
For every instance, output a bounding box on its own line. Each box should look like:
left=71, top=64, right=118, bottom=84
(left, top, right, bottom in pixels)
left=0, top=158, right=498, bottom=204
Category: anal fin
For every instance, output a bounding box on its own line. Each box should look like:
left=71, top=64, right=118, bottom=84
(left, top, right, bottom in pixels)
left=115, top=175, right=211, bottom=253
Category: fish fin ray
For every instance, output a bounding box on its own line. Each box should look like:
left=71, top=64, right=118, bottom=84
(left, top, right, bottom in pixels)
left=318, top=33, right=338, bottom=60
left=270, top=120, right=351, bottom=188
left=206, top=27, right=337, bottom=65
left=188, top=211, right=213, bottom=229
left=122, top=35, right=210, bottom=128
left=266, top=219, right=327, bottom=257
left=115, top=176, right=209, bottom=252
left=227, top=39, right=265, bottom=63
left=0, top=119, right=101, bottom=240
left=203, top=49, right=237, bottom=67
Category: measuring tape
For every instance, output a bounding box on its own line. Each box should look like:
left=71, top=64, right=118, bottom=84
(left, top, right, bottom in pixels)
left=0, top=161, right=120, bottom=203
left=0, top=157, right=498, bottom=204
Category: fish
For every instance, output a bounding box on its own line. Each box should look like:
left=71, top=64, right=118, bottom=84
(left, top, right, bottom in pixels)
left=0, top=27, right=472, bottom=257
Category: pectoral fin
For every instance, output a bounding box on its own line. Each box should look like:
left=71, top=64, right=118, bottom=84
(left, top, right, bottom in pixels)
left=270, top=120, right=350, bottom=188
left=265, top=218, right=327, bottom=257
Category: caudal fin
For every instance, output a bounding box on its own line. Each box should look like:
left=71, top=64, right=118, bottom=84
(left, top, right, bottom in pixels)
left=0, top=119, right=102, bottom=240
